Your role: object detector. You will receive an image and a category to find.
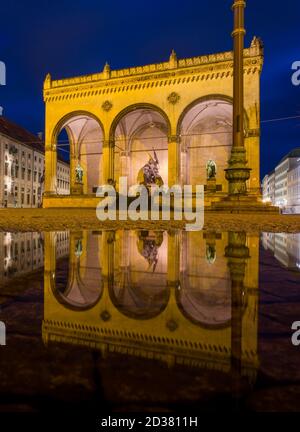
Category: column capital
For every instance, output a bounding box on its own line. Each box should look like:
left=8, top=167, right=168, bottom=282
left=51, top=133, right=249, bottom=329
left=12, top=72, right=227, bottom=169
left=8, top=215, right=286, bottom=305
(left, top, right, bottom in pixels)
left=232, top=0, right=246, bottom=9
left=45, top=144, right=56, bottom=152
left=168, top=134, right=180, bottom=144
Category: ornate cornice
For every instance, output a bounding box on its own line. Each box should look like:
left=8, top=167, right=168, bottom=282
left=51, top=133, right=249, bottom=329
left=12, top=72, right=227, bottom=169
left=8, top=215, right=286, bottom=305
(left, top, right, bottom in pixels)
left=43, top=48, right=263, bottom=102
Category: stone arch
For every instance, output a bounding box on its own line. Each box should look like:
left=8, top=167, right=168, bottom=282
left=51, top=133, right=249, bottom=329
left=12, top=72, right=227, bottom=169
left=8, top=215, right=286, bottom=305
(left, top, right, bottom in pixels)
left=109, top=103, right=171, bottom=141
left=51, top=110, right=105, bottom=143
left=51, top=111, right=105, bottom=195
left=108, top=229, right=170, bottom=320
left=176, top=94, right=250, bottom=135
left=176, top=95, right=249, bottom=190
left=51, top=231, right=103, bottom=311
left=109, top=103, right=171, bottom=188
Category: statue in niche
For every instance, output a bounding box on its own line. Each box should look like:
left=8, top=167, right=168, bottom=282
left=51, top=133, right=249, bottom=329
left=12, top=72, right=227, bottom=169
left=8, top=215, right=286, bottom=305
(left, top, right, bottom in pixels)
left=206, top=244, right=216, bottom=264
left=137, top=149, right=164, bottom=188
left=75, top=162, right=83, bottom=184
left=75, top=239, right=83, bottom=258
left=206, top=160, right=217, bottom=180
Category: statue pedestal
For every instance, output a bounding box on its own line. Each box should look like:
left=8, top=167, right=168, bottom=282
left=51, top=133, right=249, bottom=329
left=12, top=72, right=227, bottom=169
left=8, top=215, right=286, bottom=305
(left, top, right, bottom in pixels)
left=211, top=194, right=279, bottom=213
left=71, top=183, right=83, bottom=195
left=206, top=178, right=217, bottom=193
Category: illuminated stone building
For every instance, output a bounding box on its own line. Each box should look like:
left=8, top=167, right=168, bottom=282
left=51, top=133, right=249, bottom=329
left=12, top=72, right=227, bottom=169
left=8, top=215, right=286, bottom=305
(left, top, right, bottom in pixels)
left=43, top=229, right=259, bottom=381
left=0, top=117, right=70, bottom=207
left=43, top=37, right=263, bottom=208
left=262, top=148, right=300, bottom=213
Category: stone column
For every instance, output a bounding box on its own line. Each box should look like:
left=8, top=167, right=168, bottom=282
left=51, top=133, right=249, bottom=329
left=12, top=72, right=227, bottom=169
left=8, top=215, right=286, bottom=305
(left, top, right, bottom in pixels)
left=102, top=139, right=114, bottom=185
left=44, top=144, right=57, bottom=195
left=225, top=0, right=251, bottom=195
left=168, top=134, right=180, bottom=187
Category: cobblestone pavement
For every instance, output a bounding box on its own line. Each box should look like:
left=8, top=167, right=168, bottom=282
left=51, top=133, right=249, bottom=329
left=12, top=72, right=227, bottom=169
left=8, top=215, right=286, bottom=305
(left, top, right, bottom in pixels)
left=0, top=208, right=299, bottom=233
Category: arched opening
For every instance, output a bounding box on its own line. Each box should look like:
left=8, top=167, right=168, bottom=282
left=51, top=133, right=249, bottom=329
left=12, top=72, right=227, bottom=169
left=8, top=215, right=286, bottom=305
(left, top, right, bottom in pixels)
left=178, top=97, right=234, bottom=191
left=112, top=106, right=169, bottom=189
left=53, top=112, right=104, bottom=195
left=177, top=231, right=232, bottom=328
left=109, top=230, right=169, bottom=320
left=53, top=231, right=103, bottom=311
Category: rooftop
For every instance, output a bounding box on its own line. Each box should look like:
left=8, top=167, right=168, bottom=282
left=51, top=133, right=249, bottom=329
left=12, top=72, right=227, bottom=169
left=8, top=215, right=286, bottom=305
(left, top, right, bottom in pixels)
left=278, top=148, right=300, bottom=165
left=0, top=117, right=68, bottom=164
left=0, top=116, right=43, bottom=152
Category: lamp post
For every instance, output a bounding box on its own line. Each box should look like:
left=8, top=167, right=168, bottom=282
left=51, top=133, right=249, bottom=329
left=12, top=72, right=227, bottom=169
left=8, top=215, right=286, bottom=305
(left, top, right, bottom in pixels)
left=225, top=0, right=251, bottom=195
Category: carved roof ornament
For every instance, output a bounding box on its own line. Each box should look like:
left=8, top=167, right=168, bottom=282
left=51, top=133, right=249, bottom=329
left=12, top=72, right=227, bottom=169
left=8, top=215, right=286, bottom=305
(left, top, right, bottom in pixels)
left=250, top=36, right=264, bottom=55
left=169, top=49, right=178, bottom=69
left=167, top=91, right=180, bottom=105
left=44, top=73, right=52, bottom=89
left=103, top=61, right=111, bottom=79
left=102, top=100, right=113, bottom=111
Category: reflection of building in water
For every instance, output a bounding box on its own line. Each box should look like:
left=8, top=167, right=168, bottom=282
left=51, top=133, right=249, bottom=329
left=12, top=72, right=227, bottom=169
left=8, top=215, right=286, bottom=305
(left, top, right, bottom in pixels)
left=43, top=230, right=259, bottom=382
left=262, top=233, right=300, bottom=271
left=0, top=231, right=69, bottom=284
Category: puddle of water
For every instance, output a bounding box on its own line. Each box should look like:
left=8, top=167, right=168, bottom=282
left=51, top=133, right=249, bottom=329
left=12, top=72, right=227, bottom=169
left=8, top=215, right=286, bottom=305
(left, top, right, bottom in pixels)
left=0, top=229, right=299, bottom=412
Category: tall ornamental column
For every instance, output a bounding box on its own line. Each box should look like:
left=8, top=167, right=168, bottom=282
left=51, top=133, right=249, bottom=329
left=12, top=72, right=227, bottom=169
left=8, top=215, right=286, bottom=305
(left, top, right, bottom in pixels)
left=225, top=0, right=251, bottom=195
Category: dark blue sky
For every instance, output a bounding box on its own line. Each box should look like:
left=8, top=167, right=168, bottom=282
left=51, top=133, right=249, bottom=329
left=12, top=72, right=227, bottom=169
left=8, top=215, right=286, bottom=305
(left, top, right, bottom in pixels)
left=0, top=0, right=299, bottom=176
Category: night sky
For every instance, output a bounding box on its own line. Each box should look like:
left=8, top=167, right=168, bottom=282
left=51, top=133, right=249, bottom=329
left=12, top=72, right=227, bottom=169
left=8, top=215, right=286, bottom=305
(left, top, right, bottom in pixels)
left=0, top=0, right=299, bottom=177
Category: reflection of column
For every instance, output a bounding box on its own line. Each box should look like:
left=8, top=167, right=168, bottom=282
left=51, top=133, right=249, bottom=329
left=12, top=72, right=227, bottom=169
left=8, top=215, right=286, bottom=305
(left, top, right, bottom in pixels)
left=102, top=139, right=114, bottom=184
left=119, top=230, right=130, bottom=268
left=43, top=231, right=57, bottom=345
left=225, top=232, right=249, bottom=386
left=168, top=135, right=180, bottom=187
left=44, top=144, right=57, bottom=195
left=44, top=232, right=57, bottom=276
left=101, top=231, right=115, bottom=279
left=167, top=230, right=180, bottom=285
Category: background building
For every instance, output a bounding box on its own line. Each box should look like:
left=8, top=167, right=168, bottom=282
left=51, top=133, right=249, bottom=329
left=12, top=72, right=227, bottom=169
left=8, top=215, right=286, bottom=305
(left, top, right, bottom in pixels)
left=262, top=148, right=300, bottom=213
left=0, top=117, right=70, bottom=207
